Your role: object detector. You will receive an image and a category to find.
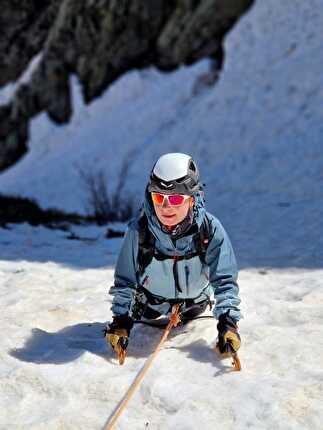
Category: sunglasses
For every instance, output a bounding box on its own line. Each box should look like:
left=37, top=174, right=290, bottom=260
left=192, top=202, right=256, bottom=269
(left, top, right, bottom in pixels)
left=151, top=192, right=191, bottom=207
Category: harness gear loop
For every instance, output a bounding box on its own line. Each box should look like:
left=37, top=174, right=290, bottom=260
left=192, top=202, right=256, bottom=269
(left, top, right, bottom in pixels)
left=104, top=304, right=181, bottom=430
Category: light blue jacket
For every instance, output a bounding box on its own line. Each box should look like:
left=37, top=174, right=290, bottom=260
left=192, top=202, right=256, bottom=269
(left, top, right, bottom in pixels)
left=110, top=191, right=241, bottom=321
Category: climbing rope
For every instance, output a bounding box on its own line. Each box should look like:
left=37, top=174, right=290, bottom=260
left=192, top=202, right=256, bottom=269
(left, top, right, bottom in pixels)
left=104, top=304, right=181, bottom=430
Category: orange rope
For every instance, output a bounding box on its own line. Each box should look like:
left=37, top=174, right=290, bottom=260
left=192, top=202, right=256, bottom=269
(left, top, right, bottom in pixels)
left=104, top=304, right=181, bottom=430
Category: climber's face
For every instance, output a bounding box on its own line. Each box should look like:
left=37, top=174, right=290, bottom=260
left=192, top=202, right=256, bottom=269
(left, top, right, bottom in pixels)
left=151, top=192, right=193, bottom=226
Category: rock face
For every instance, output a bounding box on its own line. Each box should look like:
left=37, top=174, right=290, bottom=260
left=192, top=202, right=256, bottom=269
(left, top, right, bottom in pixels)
left=0, top=0, right=62, bottom=86
left=0, top=0, right=253, bottom=171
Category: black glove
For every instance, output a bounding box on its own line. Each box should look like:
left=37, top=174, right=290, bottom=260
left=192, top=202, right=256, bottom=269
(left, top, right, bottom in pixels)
left=105, top=314, right=134, bottom=354
left=216, top=311, right=241, bottom=357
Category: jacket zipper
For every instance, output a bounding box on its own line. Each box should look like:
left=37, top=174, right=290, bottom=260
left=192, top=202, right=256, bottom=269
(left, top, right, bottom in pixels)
left=184, top=265, right=190, bottom=296
left=172, top=243, right=182, bottom=298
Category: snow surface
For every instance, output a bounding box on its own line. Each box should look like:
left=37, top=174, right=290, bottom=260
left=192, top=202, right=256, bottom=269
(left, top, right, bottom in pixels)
left=1, top=0, right=323, bottom=428
left=1, top=224, right=323, bottom=429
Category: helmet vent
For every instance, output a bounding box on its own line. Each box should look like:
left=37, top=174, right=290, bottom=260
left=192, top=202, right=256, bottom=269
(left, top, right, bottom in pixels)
left=189, top=160, right=196, bottom=172
left=175, top=175, right=188, bottom=184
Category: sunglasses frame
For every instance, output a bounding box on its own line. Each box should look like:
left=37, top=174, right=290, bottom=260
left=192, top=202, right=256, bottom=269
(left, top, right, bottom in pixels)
left=151, top=192, right=191, bottom=207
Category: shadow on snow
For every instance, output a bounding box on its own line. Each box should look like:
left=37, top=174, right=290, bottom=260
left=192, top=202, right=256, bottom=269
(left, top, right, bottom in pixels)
left=9, top=321, right=232, bottom=372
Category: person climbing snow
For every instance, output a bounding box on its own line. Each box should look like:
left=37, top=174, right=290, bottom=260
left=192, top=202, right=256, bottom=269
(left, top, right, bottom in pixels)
left=106, top=153, right=241, bottom=362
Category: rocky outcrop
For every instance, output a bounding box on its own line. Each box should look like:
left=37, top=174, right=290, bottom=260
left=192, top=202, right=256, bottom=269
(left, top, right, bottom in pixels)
left=0, top=193, right=87, bottom=227
left=0, top=0, right=62, bottom=87
left=0, top=0, right=254, bottom=171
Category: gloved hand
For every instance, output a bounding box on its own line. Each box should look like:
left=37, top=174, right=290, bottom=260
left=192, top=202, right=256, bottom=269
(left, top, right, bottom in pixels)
left=105, top=314, right=133, bottom=356
left=216, top=311, right=241, bottom=358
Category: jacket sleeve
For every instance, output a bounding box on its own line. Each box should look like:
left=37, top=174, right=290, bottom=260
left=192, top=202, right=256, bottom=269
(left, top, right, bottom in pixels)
left=109, top=222, right=139, bottom=317
left=205, top=217, right=241, bottom=322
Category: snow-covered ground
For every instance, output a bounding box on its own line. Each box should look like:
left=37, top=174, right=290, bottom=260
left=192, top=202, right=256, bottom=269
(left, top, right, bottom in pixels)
left=1, top=0, right=323, bottom=428
left=1, top=224, right=322, bottom=429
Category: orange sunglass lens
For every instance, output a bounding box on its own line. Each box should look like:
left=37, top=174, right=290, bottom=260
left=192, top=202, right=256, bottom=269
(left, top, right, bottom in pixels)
left=151, top=193, right=164, bottom=205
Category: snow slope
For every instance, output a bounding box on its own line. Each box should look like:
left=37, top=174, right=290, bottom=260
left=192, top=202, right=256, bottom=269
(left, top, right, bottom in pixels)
left=1, top=224, right=323, bottom=429
left=1, top=0, right=323, bottom=429
left=0, top=0, right=322, bottom=269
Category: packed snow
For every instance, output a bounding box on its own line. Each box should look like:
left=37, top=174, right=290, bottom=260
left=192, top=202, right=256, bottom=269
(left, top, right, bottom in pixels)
left=1, top=0, right=323, bottom=429
left=1, top=225, right=322, bottom=429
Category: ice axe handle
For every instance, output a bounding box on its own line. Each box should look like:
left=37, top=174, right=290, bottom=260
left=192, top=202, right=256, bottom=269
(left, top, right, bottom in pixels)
left=117, top=337, right=128, bottom=365
left=232, top=352, right=241, bottom=371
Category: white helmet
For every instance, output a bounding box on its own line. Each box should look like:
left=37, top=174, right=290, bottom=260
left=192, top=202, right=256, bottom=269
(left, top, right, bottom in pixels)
left=148, top=153, right=202, bottom=195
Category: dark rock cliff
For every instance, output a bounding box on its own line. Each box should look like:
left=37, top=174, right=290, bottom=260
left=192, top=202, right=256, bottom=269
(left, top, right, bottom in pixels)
left=0, top=0, right=254, bottom=171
